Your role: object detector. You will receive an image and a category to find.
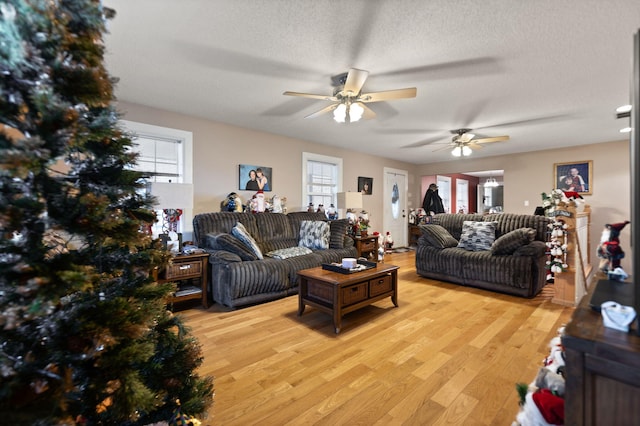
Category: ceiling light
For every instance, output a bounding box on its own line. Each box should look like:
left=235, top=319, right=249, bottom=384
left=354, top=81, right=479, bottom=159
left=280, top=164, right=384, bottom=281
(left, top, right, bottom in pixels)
left=451, top=145, right=473, bottom=157
left=620, top=127, right=632, bottom=133
left=485, top=177, right=499, bottom=187
left=616, top=104, right=632, bottom=119
left=333, top=102, right=364, bottom=123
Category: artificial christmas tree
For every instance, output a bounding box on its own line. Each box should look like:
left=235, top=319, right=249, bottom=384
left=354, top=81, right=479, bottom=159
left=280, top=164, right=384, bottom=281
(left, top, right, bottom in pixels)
left=0, top=1, right=213, bottom=424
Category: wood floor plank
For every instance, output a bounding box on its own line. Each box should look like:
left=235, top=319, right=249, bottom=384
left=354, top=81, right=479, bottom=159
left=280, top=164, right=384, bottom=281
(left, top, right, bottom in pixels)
left=181, top=250, right=574, bottom=425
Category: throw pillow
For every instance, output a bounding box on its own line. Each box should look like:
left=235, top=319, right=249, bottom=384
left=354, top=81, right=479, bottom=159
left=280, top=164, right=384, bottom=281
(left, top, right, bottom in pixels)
left=491, top=227, right=536, bottom=255
left=329, top=219, right=349, bottom=249
left=457, top=221, right=497, bottom=251
left=231, top=222, right=263, bottom=259
left=266, top=246, right=313, bottom=259
left=298, top=220, right=330, bottom=250
left=418, top=224, right=458, bottom=249
left=207, top=232, right=258, bottom=261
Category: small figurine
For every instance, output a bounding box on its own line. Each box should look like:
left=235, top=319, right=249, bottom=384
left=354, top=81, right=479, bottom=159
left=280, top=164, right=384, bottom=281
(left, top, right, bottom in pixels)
left=597, top=221, right=630, bottom=277
left=326, top=203, right=338, bottom=220
left=307, top=202, right=314, bottom=212
left=385, top=231, right=394, bottom=252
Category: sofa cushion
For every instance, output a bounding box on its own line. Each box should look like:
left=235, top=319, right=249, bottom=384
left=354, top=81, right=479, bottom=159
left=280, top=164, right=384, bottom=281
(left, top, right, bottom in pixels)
left=491, top=227, right=536, bottom=255
left=206, top=232, right=258, bottom=261
left=418, top=224, right=458, bottom=248
left=266, top=246, right=313, bottom=259
left=231, top=222, right=264, bottom=259
left=457, top=221, right=497, bottom=251
left=299, top=220, right=330, bottom=249
left=329, top=219, right=350, bottom=249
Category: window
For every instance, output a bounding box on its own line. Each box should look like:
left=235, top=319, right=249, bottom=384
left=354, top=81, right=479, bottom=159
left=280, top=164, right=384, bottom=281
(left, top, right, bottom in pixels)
left=302, top=153, right=343, bottom=212
left=120, top=120, right=193, bottom=237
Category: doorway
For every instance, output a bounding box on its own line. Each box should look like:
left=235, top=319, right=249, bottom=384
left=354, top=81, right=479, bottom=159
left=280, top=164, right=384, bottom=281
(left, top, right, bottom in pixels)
left=383, top=167, right=408, bottom=248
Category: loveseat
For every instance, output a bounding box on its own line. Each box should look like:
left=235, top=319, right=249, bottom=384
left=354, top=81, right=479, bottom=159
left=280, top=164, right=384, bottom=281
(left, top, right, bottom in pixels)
left=193, top=211, right=357, bottom=308
left=415, top=213, right=551, bottom=298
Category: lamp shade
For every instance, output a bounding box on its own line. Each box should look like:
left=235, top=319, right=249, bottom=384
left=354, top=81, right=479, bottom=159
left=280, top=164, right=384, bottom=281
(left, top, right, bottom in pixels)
left=337, top=191, right=363, bottom=210
left=150, top=182, right=194, bottom=209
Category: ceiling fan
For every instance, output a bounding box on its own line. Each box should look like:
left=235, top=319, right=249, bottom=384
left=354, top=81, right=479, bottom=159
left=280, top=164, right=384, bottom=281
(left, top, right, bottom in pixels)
left=433, top=128, right=510, bottom=157
left=283, top=68, right=417, bottom=123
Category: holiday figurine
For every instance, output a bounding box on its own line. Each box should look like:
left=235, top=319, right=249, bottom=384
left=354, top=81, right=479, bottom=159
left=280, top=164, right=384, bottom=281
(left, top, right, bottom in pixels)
left=597, top=221, right=630, bottom=278
left=307, top=202, right=314, bottom=212
left=326, top=203, right=338, bottom=220
left=385, top=231, right=394, bottom=252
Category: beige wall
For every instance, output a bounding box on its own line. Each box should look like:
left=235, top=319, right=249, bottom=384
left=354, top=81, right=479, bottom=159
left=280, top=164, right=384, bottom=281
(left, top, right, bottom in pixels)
left=415, top=140, right=632, bottom=271
left=117, top=101, right=419, bottom=234
left=118, top=101, right=631, bottom=270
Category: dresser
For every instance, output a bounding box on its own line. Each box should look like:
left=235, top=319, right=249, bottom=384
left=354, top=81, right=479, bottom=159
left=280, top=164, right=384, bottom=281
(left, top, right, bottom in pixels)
left=562, top=278, right=640, bottom=425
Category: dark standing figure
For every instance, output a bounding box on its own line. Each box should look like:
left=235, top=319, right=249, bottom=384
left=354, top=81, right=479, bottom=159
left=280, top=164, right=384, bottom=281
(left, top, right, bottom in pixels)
left=422, top=183, right=445, bottom=216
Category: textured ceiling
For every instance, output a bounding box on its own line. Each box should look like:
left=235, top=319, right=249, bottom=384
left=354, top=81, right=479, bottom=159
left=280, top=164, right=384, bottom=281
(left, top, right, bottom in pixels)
left=103, top=0, right=640, bottom=165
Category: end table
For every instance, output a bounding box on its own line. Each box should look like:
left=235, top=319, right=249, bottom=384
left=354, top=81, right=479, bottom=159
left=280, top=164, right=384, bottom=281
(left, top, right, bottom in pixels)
left=158, top=252, right=210, bottom=309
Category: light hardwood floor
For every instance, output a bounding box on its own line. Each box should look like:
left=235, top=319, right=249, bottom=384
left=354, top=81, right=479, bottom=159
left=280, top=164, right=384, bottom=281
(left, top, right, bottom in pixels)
left=178, top=250, right=574, bottom=425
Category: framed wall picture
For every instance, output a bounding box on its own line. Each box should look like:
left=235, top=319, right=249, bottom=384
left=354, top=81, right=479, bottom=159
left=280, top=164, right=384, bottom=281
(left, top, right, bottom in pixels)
left=358, top=176, right=373, bottom=195
left=554, top=160, right=592, bottom=195
left=239, top=164, right=272, bottom=192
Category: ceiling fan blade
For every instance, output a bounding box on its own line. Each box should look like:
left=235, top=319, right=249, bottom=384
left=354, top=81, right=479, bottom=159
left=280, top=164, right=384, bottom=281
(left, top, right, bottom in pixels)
left=358, top=102, right=376, bottom=120
left=459, top=133, right=475, bottom=143
left=343, top=68, right=369, bottom=96
left=468, top=142, right=484, bottom=150
left=402, top=135, right=447, bottom=148
left=474, top=135, right=510, bottom=144
left=359, top=87, right=417, bottom=103
left=283, top=91, right=337, bottom=101
left=304, top=103, right=339, bottom=119
left=432, top=144, right=454, bottom=153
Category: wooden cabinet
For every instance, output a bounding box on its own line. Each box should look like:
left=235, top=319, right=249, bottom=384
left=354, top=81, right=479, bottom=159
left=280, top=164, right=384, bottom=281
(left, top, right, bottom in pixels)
left=159, top=252, right=210, bottom=309
left=562, top=278, right=640, bottom=425
left=408, top=224, right=422, bottom=246
left=353, top=235, right=379, bottom=260
left=552, top=205, right=593, bottom=306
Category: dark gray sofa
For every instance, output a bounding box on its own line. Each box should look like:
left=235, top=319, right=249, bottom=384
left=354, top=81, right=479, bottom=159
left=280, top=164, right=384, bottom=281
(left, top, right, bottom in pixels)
left=193, top=211, right=357, bottom=308
left=415, top=213, right=551, bottom=298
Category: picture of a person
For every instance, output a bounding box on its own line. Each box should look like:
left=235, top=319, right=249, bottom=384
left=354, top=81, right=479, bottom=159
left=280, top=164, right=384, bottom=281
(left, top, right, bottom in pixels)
left=559, top=176, right=575, bottom=191
left=245, top=169, right=259, bottom=190
left=559, top=167, right=587, bottom=192
left=362, top=182, right=370, bottom=194
left=256, top=168, right=269, bottom=191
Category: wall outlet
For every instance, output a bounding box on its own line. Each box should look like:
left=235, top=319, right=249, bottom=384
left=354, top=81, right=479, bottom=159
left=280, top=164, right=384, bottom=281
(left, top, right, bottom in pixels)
left=524, top=200, right=529, bottom=206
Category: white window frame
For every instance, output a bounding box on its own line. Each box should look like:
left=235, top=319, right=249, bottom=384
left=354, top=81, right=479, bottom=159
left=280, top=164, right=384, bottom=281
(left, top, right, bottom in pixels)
left=120, top=120, right=194, bottom=239
left=302, top=152, right=343, bottom=212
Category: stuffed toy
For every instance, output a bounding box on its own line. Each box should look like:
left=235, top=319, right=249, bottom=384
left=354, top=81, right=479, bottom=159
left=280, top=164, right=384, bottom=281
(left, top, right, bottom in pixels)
left=597, top=221, right=630, bottom=273
left=221, top=192, right=243, bottom=212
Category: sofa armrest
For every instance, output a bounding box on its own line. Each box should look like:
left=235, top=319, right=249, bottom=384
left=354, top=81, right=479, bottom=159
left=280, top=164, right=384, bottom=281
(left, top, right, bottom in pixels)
left=512, top=240, right=546, bottom=257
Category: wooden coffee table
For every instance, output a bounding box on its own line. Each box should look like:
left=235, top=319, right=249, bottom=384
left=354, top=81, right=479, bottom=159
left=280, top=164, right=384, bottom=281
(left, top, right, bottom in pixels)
left=297, top=263, right=399, bottom=333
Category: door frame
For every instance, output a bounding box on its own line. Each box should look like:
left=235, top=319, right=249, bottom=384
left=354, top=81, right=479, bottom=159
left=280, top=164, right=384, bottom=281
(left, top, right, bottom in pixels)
left=383, top=167, right=408, bottom=248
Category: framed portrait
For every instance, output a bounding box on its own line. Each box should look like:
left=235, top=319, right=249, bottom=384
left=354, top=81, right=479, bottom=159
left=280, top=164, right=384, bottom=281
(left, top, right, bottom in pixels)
left=554, top=160, right=592, bottom=195
left=239, top=164, right=272, bottom=192
left=358, top=176, right=373, bottom=195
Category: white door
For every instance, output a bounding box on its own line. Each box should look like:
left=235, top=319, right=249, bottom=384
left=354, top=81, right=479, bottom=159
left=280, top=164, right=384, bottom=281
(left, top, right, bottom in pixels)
left=383, top=167, right=408, bottom=248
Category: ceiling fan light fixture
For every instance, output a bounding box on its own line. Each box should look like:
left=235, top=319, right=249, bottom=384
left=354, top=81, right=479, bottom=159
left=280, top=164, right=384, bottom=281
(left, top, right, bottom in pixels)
left=333, top=103, right=347, bottom=123
left=451, top=146, right=462, bottom=157
left=462, top=145, right=472, bottom=156
left=485, top=177, right=499, bottom=187
left=350, top=102, right=364, bottom=122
